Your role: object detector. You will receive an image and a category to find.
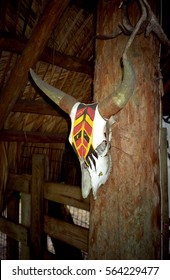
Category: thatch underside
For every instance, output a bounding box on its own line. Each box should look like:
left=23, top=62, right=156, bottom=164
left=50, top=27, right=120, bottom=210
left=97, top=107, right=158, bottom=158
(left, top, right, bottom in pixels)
left=0, top=0, right=94, bottom=138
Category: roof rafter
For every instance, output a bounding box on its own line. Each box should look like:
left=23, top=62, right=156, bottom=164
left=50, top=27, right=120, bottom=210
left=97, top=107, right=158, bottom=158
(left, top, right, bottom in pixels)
left=0, top=32, right=93, bottom=76
left=0, top=0, right=70, bottom=130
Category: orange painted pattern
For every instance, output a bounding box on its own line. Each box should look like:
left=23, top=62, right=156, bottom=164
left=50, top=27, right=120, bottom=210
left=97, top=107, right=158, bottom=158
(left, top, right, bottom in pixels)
left=72, top=103, right=97, bottom=166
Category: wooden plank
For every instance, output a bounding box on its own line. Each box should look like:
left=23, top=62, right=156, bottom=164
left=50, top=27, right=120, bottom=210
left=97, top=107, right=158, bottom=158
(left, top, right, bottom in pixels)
left=44, top=182, right=90, bottom=210
left=7, top=174, right=31, bottom=193
left=0, top=0, right=70, bottom=129
left=20, top=193, right=31, bottom=259
left=0, top=130, right=67, bottom=143
left=44, top=215, right=88, bottom=252
left=7, top=193, right=20, bottom=259
left=30, top=154, right=49, bottom=259
left=0, top=217, right=28, bottom=245
left=0, top=142, right=8, bottom=213
left=160, top=128, right=169, bottom=259
left=0, top=33, right=93, bottom=76
left=13, top=99, right=69, bottom=117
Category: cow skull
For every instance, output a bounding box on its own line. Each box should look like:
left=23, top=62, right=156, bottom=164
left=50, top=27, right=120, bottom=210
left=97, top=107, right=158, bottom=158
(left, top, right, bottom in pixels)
left=29, top=52, right=135, bottom=199
left=28, top=0, right=150, bottom=199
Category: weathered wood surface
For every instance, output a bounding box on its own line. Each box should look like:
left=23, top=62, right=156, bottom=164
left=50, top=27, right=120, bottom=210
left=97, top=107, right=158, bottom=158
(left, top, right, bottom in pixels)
left=1, top=154, right=89, bottom=259
left=0, top=0, right=70, bottom=129
left=44, top=215, right=89, bottom=252
left=21, top=193, right=31, bottom=259
left=7, top=193, right=20, bottom=259
left=0, top=217, right=28, bottom=245
left=0, top=142, right=8, bottom=213
left=89, top=0, right=161, bottom=259
left=30, top=154, right=49, bottom=259
left=13, top=99, right=69, bottom=117
left=0, top=130, right=67, bottom=143
left=7, top=174, right=31, bottom=193
left=0, top=33, right=92, bottom=76
left=44, top=182, right=90, bottom=211
left=160, top=128, right=169, bottom=259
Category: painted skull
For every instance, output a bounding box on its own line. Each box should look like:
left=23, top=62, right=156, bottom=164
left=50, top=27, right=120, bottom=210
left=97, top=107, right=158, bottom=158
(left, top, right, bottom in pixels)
left=69, top=102, right=115, bottom=198
left=29, top=54, right=135, bottom=199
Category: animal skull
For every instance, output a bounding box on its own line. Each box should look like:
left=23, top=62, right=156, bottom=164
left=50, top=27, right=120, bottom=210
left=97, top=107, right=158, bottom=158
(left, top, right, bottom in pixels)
left=29, top=53, right=135, bottom=199
left=69, top=102, right=115, bottom=198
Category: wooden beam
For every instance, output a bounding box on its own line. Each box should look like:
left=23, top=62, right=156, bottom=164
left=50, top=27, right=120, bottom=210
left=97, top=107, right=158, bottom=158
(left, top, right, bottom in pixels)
left=0, top=32, right=93, bottom=75
left=44, top=182, right=89, bottom=210
left=0, top=217, right=28, bottom=245
left=44, top=215, right=89, bottom=252
left=0, top=130, right=67, bottom=143
left=0, top=0, right=70, bottom=130
left=30, top=154, right=48, bottom=259
left=13, top=99, right=69, bottom=117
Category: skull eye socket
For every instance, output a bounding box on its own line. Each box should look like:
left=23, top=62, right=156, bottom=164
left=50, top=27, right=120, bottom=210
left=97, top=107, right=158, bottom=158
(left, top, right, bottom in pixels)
left=96, top=140, right=107, bottom=155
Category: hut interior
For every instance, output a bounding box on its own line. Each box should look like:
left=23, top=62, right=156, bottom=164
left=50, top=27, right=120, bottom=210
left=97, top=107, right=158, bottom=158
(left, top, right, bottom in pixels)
left=0, top=0, right=170, bottom=259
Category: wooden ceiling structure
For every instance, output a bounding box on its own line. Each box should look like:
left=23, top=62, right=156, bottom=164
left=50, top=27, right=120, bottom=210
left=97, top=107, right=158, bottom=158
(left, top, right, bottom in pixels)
left=0, top=0, right=170, bottom=144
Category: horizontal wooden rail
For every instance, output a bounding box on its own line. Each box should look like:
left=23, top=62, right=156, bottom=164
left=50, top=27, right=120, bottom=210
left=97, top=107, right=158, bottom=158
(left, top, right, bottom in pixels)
left=44, top=215, right=88, bottom=252
left=0, top=217, right=28, bottom=245
left=44, top=182, right=90, bottom=211
left=7, top=174, right=31, bottom=193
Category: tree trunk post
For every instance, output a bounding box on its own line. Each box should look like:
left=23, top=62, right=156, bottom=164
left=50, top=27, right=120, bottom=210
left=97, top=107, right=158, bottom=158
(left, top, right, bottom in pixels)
left=88, top=0, right=162, bottom=260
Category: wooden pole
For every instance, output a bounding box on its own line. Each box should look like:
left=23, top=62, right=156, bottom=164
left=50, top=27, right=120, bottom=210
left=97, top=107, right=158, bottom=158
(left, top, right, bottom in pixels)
left=0, top=0, right=70, bottom=130
left=88, top=0, right=161, bottom=259
left=30, top=154, right=49, bottom=259
left=0, top=33, right=92, bottom=76
left=160, top=128, right=169, bottom=259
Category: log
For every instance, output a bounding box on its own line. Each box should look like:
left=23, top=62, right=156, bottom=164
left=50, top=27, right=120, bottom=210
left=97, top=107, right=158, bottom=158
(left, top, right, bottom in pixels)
left=7, top=192, right=20, bottom=259
left=0, top=33, right=92, bottom=75
left=7, top=174, right=31, bottom=194
left=44, top=182, right=90, bottom=210
left=160, top=128, right=169, bottom=259
left=0, top=0, right=70, bottom=130
left=30, top=154, right=49, bottom=259
left=89, top=0, right=161, bottom=259
left=0, top=217, right=28, bottom=245
left=13, top=100, right=69, bottom=119
left=0, top=130, right=67, bottom=143
left=13, top=99, right=69, bottom=117
left=44, top=215, right=89, bottom=252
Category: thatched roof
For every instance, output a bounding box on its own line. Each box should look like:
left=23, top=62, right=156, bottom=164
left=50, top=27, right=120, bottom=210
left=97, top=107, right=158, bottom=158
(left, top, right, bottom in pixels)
left=0, top=0, right=170, bottom=144
left=0, top=0, right=96, bottom=142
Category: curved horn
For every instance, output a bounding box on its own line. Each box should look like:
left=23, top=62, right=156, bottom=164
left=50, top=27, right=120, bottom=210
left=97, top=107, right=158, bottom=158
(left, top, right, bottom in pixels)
left=98, top=0, right=147, bottom=119
left=98, top=56, right=135, bottom=119
left=29, top=68, right=77, bottom=114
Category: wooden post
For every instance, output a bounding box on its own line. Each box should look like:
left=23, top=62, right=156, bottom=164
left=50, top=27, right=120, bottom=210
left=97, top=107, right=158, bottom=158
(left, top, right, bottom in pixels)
left=21, top=193, right=31, bottom=259
left=30, top=154, right=49, bottom=259
left=0, top=142, right=8, bottom=213
left=7, top=193, right=20, bottom=259
left=160, top=128, right=169, bottom=259
left=88, top=0, right=161, bottom=259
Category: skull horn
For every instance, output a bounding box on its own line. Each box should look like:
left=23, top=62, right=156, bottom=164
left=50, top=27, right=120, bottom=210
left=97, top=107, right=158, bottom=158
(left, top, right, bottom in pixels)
left=29, top=68, right=77, bottom=115
left=98, top=0, right=148, bottom=119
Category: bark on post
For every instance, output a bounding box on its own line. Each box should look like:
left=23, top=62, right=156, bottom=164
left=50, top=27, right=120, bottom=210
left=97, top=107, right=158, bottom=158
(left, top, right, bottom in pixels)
left=88, top=0, right=161, bottom=259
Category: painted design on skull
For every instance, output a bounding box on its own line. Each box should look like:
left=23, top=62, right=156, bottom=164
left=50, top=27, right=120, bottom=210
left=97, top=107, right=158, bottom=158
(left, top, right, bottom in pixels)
left=71, top=103, right=98, bottom=169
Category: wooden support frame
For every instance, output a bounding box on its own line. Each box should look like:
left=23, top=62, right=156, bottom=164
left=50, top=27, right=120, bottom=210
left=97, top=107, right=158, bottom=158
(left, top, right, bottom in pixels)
left=0, top=154, right=89, bottom=259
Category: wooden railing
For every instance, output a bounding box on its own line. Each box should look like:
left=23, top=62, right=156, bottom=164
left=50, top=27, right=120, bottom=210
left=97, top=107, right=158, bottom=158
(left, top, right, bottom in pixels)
left=0, top=154, right=89, bottom=259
